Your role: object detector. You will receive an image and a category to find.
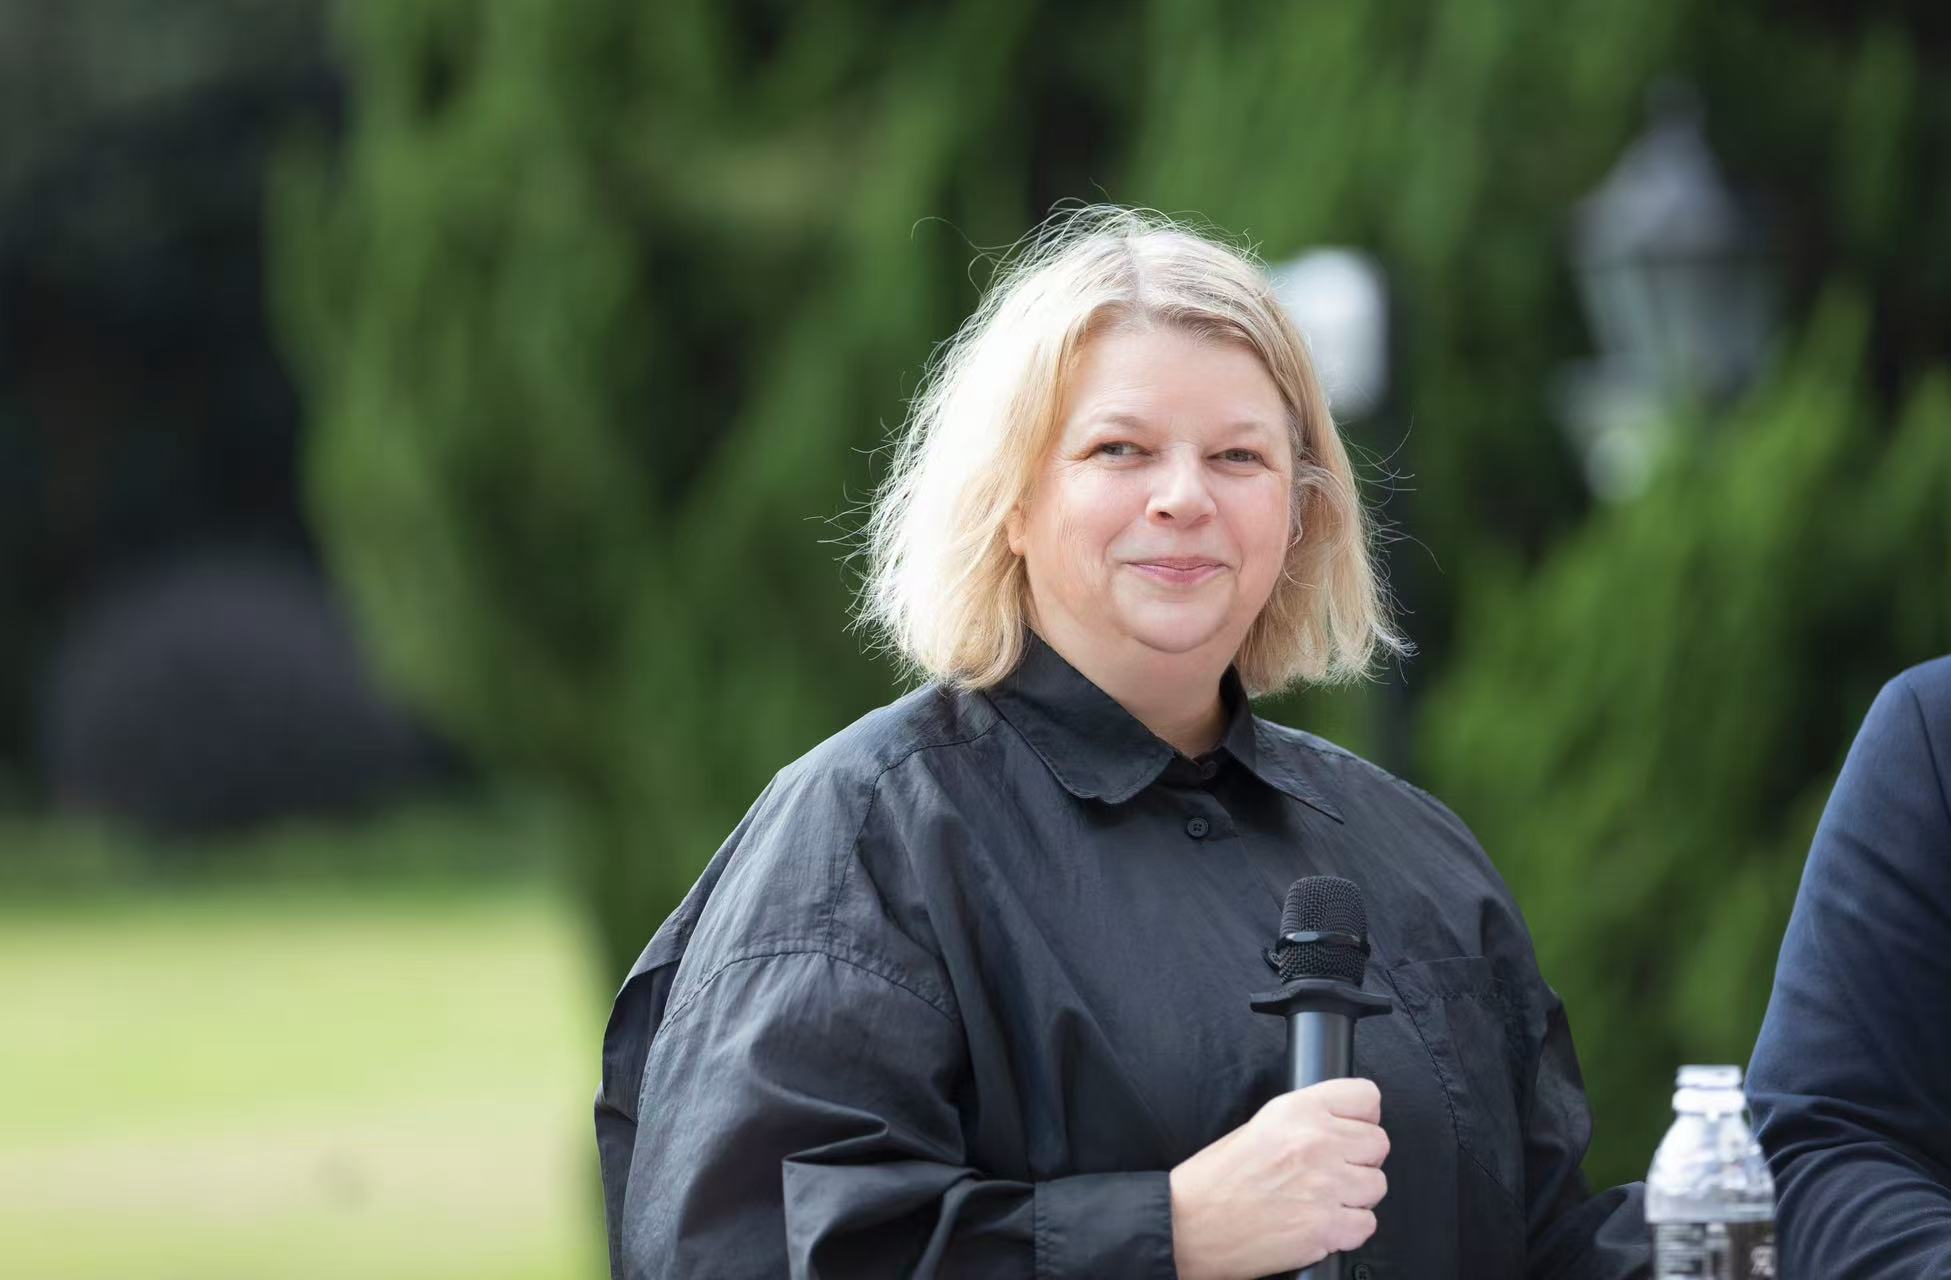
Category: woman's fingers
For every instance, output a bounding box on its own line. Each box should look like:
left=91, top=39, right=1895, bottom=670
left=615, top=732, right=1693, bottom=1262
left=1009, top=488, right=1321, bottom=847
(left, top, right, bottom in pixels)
left=1310, top=1076, right=1382, bottom=1124
left=1340, top=1163, right=1388, bottom=1209
left=1328, top=1207, right=1380, bottom=1254
left=1337, top=1117, right=1392, bottom=1168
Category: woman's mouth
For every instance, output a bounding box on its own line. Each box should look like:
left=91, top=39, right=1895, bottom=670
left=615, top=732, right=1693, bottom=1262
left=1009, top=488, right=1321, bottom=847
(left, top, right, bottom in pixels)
left=1129, top=560, right=1224, bottom=586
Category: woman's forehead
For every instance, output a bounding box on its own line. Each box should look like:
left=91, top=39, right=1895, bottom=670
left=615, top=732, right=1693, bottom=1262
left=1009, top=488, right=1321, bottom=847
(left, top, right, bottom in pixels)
left=1061, top=330, right=1286, bottom=422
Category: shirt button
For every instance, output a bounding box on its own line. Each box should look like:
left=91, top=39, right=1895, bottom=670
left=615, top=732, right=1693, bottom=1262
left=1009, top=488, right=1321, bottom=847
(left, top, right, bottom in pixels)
left=1185, top=816, right=1210, bottom=838
left=1352, top=1265, right=1375, bottom=1280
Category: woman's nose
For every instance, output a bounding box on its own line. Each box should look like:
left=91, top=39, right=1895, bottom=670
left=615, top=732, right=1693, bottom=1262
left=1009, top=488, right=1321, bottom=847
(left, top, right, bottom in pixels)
left=1147, top=448, right=1217, bottom=524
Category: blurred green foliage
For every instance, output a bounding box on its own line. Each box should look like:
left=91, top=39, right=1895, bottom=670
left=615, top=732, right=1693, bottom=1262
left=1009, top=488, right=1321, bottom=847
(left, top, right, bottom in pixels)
left=271, top=0, right=1068, bottom=985
left=1423, top=293, right=1951, bottom=1183
left=273, top=0, right=1951, bottom=1183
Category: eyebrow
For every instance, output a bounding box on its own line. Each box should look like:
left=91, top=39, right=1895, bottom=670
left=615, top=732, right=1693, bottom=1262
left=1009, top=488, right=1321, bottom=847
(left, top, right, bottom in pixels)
left=1081, top=412, right=1281, bottom=442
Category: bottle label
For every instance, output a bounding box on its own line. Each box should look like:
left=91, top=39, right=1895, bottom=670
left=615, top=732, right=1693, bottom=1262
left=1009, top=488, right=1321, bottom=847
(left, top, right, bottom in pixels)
left=1652, top=1221, right=1776, bottom=1279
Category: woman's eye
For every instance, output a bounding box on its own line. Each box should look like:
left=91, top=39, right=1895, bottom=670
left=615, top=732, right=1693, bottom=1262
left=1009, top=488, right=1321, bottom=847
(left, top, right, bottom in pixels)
left=1094, top=441, right=1141, bottom=457
left=1219, top=449, right=1264, bottom=464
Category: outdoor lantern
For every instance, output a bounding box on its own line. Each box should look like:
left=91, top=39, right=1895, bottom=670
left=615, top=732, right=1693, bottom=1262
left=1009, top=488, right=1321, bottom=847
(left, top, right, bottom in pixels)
left=1269, top=248, right=1390, bottom=423
left=1561, top=84, right=1777, bottom=498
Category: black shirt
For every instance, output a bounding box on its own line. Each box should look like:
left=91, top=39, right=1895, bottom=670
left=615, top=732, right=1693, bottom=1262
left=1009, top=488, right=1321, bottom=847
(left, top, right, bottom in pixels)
left=596, top=631, right=1649, bottom=1278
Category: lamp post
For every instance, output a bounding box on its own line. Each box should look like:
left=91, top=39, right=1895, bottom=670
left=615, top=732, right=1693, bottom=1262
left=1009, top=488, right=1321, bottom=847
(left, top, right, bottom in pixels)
left=1560, top=83, right=1777, bottom=500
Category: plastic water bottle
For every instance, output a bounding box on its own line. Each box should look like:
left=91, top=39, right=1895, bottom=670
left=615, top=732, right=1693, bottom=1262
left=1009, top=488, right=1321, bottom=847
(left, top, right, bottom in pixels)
left=1646, top=1064, right=1777, bottom=1279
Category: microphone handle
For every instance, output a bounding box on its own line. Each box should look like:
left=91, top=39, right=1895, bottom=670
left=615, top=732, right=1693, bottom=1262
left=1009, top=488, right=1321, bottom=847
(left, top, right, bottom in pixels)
left=1248, top=976, right=1390, bottom=1280
left=1286, top=1008, right=1354, bottom=1092
left=1285, top=1008, right=1353, bottom=1280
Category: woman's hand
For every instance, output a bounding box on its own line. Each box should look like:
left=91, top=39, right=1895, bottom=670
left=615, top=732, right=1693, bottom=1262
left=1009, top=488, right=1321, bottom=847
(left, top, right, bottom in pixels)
left=1167, top=1077, right=1390, bottom=1280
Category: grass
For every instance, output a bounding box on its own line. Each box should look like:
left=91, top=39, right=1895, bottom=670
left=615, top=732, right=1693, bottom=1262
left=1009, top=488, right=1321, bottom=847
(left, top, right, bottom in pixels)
left=0, top=842, right=612, bottom=1279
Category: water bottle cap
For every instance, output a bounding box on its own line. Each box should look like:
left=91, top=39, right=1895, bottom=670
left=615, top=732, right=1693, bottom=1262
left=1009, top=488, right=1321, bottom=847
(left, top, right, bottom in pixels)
left=1675, top=1064, right=1742, bottom=1089
left=1672, top=1064, right=1748, bottom=1116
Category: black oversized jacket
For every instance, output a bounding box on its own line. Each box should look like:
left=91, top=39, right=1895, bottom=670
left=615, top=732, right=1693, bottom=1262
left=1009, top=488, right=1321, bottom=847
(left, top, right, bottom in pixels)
left=597, top=631, right=1649, bottom=1278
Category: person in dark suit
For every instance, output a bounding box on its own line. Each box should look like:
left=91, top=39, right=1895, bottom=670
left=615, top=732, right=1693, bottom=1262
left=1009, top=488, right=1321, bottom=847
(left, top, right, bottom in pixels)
left=1748, top=654, right=1951, bottom=1276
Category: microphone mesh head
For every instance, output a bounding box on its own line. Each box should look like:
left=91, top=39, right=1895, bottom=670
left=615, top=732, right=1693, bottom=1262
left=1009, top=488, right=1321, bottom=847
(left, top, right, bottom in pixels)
left=1275, top=875, right=1369, bottom=985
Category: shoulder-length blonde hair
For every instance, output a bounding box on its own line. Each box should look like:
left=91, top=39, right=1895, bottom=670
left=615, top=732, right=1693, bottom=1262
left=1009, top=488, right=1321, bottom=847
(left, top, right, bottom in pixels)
left=853, top=206, right=1407, bottom=697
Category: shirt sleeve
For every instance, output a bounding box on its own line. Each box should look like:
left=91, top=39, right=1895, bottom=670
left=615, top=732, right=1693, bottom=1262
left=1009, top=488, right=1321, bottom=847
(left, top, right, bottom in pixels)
left=608, top=943, right=1178, bottom=1279
left=1519, top=983, right=1650, bottom=1280
left=1746, top=668, right=1951, bottom=1277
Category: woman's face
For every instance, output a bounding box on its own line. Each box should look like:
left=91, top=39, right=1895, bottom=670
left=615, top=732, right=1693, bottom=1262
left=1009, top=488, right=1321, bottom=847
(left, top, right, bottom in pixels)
left=1006, top=324, right=1296, bottom=673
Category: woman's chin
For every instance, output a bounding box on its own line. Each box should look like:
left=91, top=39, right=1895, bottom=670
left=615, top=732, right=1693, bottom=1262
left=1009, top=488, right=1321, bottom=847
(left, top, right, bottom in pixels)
left=1118, top=610, right=1233, bottom=657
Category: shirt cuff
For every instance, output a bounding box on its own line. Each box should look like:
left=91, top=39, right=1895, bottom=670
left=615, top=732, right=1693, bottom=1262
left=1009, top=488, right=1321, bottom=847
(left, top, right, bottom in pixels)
left=1033, top=1169, right=1178, bottom=1279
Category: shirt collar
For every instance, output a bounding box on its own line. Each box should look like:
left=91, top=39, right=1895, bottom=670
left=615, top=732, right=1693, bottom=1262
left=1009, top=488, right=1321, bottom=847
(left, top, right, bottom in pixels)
left=982, top=630, right=1343, bottom=822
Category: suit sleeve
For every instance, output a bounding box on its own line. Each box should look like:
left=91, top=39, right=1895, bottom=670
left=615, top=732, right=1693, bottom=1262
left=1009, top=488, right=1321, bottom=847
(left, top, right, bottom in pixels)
left=1747, top=667, right=1951, bottom=1277
left=606, top=942, right=1177, bottom=1279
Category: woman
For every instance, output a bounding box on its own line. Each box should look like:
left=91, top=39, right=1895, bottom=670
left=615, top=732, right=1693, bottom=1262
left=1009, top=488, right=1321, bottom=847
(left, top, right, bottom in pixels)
left=596, top=208, right=1647, bottom=1279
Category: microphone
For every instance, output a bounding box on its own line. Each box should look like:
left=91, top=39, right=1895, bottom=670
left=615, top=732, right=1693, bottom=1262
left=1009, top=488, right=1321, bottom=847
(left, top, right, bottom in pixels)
left=1249, top=875, right=1393, bottom=1280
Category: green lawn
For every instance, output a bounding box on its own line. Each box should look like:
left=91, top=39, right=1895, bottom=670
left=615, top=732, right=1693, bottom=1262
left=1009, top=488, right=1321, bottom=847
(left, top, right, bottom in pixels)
left=0, top=883, right=611, bottom=1279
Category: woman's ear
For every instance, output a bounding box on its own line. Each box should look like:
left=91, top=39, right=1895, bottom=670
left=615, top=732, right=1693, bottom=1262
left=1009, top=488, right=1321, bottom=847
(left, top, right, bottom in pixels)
left=1005, top=505, right=1027, bottom=557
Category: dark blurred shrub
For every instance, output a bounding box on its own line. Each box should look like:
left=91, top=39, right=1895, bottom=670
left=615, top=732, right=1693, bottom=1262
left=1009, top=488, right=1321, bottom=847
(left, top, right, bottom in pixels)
left=1422, top=293, right=1951, bottom=1184
left=37, top=552, right=443, bottom=837
left=0, top=36, right=337, bottom=774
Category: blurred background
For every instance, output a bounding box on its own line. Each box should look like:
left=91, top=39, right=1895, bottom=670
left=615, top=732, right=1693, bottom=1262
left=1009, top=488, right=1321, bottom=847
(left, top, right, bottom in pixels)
left=3, top=1, right=1947, bottom=1275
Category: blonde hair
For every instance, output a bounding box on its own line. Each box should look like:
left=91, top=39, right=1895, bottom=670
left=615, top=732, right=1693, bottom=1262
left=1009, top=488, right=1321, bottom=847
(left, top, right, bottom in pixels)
left=853, top=206, right=1407, bottom=696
